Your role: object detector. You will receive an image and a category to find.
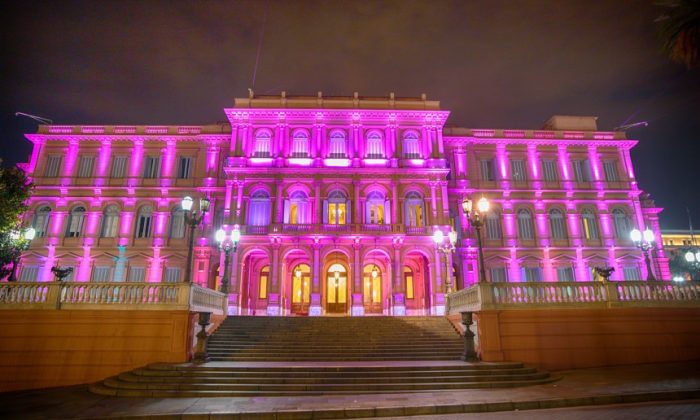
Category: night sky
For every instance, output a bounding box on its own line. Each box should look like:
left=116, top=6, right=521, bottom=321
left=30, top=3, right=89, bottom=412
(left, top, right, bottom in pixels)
left=1, top=0, right=698, bottom=228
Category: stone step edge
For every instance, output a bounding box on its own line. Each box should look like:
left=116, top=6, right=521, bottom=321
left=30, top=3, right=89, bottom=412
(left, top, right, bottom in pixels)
left=89, top=387, right=700, bottom=419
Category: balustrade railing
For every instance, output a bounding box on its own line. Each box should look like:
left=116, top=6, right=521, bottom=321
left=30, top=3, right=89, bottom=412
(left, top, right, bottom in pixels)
left=447, top=281, right=700, bottom=314
left=258, top=224, right=415, bottom=235
left=0, top=282, right=226, bottom=314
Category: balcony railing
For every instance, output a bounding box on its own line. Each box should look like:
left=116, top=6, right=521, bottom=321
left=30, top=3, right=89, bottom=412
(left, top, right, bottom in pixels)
left=446, top=281, right=700, bottom=314
left=0, top=282, right=226, bottom=314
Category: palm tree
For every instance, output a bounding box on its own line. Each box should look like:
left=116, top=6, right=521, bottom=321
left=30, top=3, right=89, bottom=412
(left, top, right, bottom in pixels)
left=656, top=0, right=700, bottom=69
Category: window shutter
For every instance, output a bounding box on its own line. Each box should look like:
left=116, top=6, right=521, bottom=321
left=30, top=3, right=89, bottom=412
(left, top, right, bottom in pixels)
left=346, top=200, right=351, bottom=224
left=323, top=200, right=328, bottom=224
left=283, top=199, right=290, bottom=224
left=384, top=200, right=391, bottom=224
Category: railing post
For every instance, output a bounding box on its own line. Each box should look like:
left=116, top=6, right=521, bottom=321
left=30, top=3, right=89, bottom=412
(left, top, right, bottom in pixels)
left=604, top=280, right=620, bottom=308
left=460, top=311, right=479, bottom=362
left=193, top=312, right=211, bottom=364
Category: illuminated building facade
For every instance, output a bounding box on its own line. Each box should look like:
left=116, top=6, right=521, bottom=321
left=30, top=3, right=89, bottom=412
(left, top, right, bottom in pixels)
left=14, top=93, right=672, bottom=315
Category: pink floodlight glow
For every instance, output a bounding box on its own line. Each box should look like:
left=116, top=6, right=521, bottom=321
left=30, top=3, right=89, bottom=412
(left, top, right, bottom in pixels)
left=323, top=158, right=351, bottom=167
left=364, top=158, right=388, bottom=166
left=408, top=159, right=426, bottom=167
left=155, top=212, right=166, bottom=236
left=288, top=158, right=313, bottom=166
left=249, top=157, right=274, bottom=165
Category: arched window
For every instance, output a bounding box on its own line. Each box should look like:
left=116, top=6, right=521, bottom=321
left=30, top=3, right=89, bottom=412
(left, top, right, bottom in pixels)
left=170, top=207, right=185, bottom=239
left=402, top=131, right=421, bottom=159
left=517, top=209, right=535, bottom=240
left=253, top=129, right=272, bottom=158
left=329, top=130, right=347, bottom=158
left=284, top=191, right=310, bottom=224
left=581, top=209, right=599, bottom=240
left=291, top=129, right=310, bottom=158
left=33, top=206, right=51, bottom=238
left=485, top=211, right=503, bottom=240
left=135, top=205, right=153, bottom=238
left=248, top=190, right=271, bottom=226
left=612, top=208, right=631, bottom=239
left=366, top=131, right=384, bottom=158
left=66, top=206, right=86, bottom=237
left=259, top=266, right=269, bottom=299
left=548, top=209, right=568, bottom=240
left=404, top=191, right=425, bottom=227
left=324, top=190, right=350, bottom=225
left=101, top=205, right=120, bottom=238
left=365, top=191, right=390, bottom=224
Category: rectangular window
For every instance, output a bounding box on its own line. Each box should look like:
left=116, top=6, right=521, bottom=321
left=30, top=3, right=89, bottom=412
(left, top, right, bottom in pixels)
left=177, top=157, right=193, bottom=179
left=143, top=156, right=161, bottom=179
left=44, top=155, right=62, bottom=177
left=572, top=159, right=591, bottom=182
left=557, top=267, right=575, bottom=282
left=164, top=267, right=181, bottom=283
left=92, top=266, right=111, bottom=282
left=486, top=216, right=502, bottom=239
left=128, top=266, right=146, bottom=282
left=521, top=267, right=543, bottom=281
left=111, top=156, right=128, bottom=178
left=510, top=159, right=527, bottom=182
left=490, top=267, right=508, bottom=282
left=19, top=265, right=40, bottom=282
left=623, top=266, right=641, bottom=281
left=77, top=156, right=95, bottom=178
left=542, top=160, right=558, bottom=182
left=480, top=159, right=495, bottom=181
left=603, top=160, right=618, bottom=182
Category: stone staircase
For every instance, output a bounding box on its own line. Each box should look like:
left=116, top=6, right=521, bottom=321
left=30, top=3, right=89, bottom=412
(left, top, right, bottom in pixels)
left=90, top=316, right=557, bottom=397
left=208, top=316, right=464, bottom=361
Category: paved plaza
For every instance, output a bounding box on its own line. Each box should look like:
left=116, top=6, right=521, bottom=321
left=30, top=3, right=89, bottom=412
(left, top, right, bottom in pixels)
left=0, top=361, right=699, bottom=419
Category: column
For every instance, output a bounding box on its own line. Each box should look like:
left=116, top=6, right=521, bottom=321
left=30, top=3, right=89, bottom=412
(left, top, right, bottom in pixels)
left=148, top=246, right=163, bottom=283
left=433, top=248, right=445, bottom=315
left=229, top=123, right=238, bottom=155
left=391, top=181, right=399, bottom=226
left=61, top=139, right=79, bottom=185
left=206, top=144, right=219, bottom=177
left=527, top=144, right=541, bottom=189
left=113, top=245, right=127, bottom=282
left=496, top=144, right=510, bottom=190
left=128, top=139, right=145, bottom=187
left=275, top=180, right=284, bottom=224
left=268, top=242, right=281, bottom=315
left=575, top=246, right=588, bottom=281
left=224, top=180, right=234, bottom=222
left=310, top=242, right=322, bottom=316
left=543, top=248, right=554, bottom=282
left=508, top=248, right=520, bottom=282
left=588, top=145, right=604, bottom=190
left=236, top=181, right=245, bottom=224
left=351, top=124, right=360, bottom=166
left=228, top=248, right=240, bottom=315
left=162, top=140, right=176, bottom=187
left=95, top=140, right=111, bottom=187
left=440, top=181, right=449, bottom=219
left=557, top=145, right=573, bottom=190
left=353, top=180, right=361, bottom=225
left=429, top=182, right=438, bottom=221
left=41, top=244, right=56, bottom=281
left=314, top=180, right=322, bottom=224
left=392, top=240, right=405, bottom=315
left=351, top=241, right=364, bottom=316
left=77, top=245, right=91, bottom=282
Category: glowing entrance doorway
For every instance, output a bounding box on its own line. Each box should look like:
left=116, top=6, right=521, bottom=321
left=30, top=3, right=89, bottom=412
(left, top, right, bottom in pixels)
left=291, top=263, right=311, bottom=315
left=326, top=263, right=347, bottom=313
left=363, top=264, right=382, bottom=314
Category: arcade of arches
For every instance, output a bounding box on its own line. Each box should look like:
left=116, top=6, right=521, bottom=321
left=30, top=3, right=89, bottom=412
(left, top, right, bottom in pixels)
left=226, top=242, right=458, bottom=316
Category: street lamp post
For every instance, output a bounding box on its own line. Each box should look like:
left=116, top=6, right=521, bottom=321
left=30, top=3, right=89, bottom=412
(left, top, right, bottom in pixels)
left=8, top=227, right=36, bottom=282
left=630, top=227, right=657, bottom=281
left=215, top=225, right=241, bottom=294
left=182, top=196, right=210, bottom=284
left=684, top=250, right=700, bottom=280
left=462, top=197, right=490, bottom=284
left=433, top=228, right=458, bottom=293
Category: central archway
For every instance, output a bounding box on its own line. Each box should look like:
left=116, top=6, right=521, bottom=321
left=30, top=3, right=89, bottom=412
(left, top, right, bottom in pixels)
left=326, top=262, right=348, bottom=314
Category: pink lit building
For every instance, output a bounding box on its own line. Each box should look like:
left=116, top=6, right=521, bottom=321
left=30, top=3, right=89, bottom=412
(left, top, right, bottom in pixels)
left=14, top=93, right=671, bottom=315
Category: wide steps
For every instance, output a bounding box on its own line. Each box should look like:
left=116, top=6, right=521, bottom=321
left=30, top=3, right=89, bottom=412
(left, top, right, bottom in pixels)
left=90, top=316, right=557, bottom=397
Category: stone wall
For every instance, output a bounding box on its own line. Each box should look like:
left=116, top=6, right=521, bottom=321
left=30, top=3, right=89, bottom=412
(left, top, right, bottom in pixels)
left=0, top=310, right=195, bottom=392
left=475, top=307, right=700, bottom=370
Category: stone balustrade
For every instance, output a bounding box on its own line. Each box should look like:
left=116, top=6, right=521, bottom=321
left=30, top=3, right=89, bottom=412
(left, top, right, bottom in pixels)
left=447, top=281, right=700, bottom=314
left=0, top=282, right=226, bottom=314
left=246, top=223, right=422, bottom=235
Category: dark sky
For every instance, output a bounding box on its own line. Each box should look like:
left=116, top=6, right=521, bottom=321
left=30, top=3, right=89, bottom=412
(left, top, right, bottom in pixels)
left=1, top=0, right=698, bottom=228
